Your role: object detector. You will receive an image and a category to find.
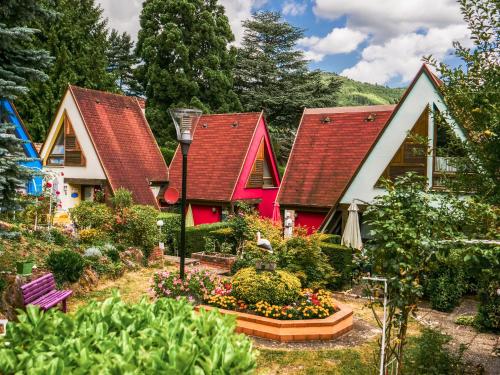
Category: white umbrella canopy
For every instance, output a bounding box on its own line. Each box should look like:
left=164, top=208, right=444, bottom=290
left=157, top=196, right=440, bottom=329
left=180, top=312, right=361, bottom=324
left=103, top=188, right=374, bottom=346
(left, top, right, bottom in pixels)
left=341, top=201, right=363, bottom=250
left=186, top=204, right=194, bottom=228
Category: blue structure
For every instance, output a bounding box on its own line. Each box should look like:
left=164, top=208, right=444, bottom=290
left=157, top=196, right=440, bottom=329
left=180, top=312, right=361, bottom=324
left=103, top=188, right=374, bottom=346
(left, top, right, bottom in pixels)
left=0, top=99, right=43, bottom=195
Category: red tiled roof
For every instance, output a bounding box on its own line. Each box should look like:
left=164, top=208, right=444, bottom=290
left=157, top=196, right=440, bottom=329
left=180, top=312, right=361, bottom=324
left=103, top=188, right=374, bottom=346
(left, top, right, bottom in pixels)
left=277, top=105, right=395, bottom=209
left=69, top=86, right=168, bottom=208
left=169, top=112, right=262, bottom=202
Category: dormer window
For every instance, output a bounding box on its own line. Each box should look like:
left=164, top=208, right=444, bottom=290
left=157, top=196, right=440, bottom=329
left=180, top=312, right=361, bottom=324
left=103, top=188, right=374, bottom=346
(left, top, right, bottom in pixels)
left=247, top=138, right=277, bottom=188
left=47, top=114, right=86, bottom=166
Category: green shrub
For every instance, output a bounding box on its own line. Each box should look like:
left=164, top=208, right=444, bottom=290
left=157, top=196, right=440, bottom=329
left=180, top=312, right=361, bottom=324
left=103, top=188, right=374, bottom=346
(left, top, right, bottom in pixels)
left=0, top=295, right=256, bottom=374
left=85, top=256, right=123, bottom=278
left=158, top=212, right=181, bottom=253
left=455, top=314, right=476, bottom=327
left=48, top=228, right=68, bottom=246
left=425, top=268, right=466, bottom=312
left=475, top=281, right=500, bottom=332
left=70, top=201, right=113, bottom=230
left=102, top=244, right=120, bottom=263
left=46, top=249, right=85, bottom=284
left=278, top=234, right=335, bottom=288
left=78, top=228, right=109, bottom=244
left=117, top=205, right=159, bottom=259
left=405, top=328, right=467, bottom=374
left=184, top=222, right=233, bottom=256
left=232, top=267, right=301, bottom=305
left=319, top=233, right=341, bottom=244
left=110, top=187, right=133, bottom=212
left=320, top=242, right=353, bottom=290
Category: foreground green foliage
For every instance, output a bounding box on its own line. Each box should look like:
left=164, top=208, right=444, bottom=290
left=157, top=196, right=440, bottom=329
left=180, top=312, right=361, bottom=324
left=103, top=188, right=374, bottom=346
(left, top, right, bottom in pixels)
left=0, top=295, right=256, bottom=374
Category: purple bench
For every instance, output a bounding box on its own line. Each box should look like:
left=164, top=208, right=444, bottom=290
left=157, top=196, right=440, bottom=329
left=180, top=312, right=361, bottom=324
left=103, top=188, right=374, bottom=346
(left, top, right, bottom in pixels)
left=21, top=273, right=72, bottom=313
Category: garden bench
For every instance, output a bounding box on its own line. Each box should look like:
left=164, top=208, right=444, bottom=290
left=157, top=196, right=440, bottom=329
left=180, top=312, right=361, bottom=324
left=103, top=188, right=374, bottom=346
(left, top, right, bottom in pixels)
left=21, top=273, right=72, bottom=313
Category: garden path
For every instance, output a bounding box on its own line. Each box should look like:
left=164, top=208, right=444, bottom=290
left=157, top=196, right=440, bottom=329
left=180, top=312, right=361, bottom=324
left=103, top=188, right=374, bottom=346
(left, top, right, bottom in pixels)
left=416, top=297, right=500, bottom=374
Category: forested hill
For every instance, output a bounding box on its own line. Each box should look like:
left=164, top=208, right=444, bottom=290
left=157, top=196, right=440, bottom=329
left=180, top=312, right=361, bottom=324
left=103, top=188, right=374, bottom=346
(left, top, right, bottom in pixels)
left=322, top=72, right=405, bottom=107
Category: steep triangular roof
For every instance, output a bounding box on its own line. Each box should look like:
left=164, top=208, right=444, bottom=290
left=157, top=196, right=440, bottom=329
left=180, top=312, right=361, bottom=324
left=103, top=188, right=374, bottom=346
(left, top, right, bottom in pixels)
left=320, top=64, right=466, bottom=230
left=42, top=86, right=168, bottom=207
left=169, top=112, right=278, bottom=202
left=277, top=105, right=395, bottom=209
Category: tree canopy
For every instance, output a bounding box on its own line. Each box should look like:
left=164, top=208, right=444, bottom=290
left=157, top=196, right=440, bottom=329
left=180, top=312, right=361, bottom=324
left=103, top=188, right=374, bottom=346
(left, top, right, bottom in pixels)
left=426, top=0, right=499, bottom=204
left=16, top=0, right=117, bottom=141
left=0, top=0, right=51, bottom=213
left=136, top=0, right=241, bottom=144
left=234, top=11, right=341, bottom=163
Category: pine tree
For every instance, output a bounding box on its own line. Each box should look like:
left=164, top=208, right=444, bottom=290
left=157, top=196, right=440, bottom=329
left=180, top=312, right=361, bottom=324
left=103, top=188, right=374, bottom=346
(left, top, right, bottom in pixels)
left=107, top=29, right=142, bottom=95
left=0, top=0, right=51, bottom=214
left=234, top=12, right=341, bottom=163
left=16, top=0, right=116, bottom=141
left=136, top=0, right=241, bottom=144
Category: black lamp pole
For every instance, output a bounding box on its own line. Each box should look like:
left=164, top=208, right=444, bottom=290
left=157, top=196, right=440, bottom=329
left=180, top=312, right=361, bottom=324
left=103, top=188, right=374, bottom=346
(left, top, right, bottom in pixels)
left=179, top=143, right=190, bottom=280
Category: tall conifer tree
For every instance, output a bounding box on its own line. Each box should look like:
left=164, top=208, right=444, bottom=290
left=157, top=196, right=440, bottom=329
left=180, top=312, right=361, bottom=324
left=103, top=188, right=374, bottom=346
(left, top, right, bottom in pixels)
left=17, top=0, right=116, bottom=141
left=136, top=0, right=241, bottom=144
left=0, top=0, right=51, bottom=213
left=234, top=12, right=341, bottom=163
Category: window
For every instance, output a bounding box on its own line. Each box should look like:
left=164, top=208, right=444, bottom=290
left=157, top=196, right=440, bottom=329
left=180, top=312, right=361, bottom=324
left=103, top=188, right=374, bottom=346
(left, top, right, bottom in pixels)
left=46, top=114, right=85, bottom=166
left=47, top=128, right=65, bottom=166
left=377, top=106, right=429, bottom=183
left=246, top=138, right=276, bottom=188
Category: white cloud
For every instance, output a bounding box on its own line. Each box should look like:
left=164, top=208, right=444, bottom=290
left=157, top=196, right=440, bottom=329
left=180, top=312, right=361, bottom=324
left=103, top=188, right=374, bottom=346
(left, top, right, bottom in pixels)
left=283, top=1, right=307, bottom=16
left=313, top=0, right=464, bottom=42
left=96, top=0, right=264, bottom=44
left=298, top=27, right=367, bottom=61
left=341, top=24, right=471, bottom=84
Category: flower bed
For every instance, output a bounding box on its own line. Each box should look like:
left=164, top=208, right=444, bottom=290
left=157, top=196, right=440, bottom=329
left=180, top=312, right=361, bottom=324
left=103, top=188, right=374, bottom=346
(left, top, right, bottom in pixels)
left=191, top=252, right=237, bottom=268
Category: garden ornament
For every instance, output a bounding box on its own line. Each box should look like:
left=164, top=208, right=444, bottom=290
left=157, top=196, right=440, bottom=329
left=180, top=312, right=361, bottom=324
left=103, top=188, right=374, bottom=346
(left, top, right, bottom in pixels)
left=256, top=231, right=273, bottom=253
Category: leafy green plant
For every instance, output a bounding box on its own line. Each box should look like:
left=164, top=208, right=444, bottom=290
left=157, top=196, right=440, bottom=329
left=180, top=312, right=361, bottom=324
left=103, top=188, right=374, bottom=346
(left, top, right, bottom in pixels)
left=280, top=233, right=335, bottom=288
left=320, top=242, right=352, bottom=290
left=116, top=205, right=159, bottom=260
left=405, top=328, right=468, bottom=375
left=46, top=249, right=85, bottom=284
left=102, top=243, right=120, bottom=263
left=78, top=228, right=108, bottom=244
left=0, top=295, right=256, bottom=373
left=70, top=201, right=113, bottom=230
left=455, top=314, right=476, bottom=327
left=232, top=267, right=301, bottom=305
left=110, top=187, right=133, bottom=213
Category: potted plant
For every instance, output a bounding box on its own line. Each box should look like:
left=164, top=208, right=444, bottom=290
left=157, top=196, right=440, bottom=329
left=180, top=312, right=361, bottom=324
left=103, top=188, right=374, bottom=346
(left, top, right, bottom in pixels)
left=16, top=251, right=35, bottom=275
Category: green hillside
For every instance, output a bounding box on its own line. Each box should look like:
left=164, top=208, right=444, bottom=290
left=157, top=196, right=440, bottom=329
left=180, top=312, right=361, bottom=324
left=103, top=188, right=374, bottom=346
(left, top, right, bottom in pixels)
left=323, top=72, right=405, bottom=107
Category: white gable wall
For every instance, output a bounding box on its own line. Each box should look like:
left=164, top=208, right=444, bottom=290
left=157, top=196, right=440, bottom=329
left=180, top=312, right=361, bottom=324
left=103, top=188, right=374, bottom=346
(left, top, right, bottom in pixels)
left=341, top=73, right=464, bottom=205
left=40, top=89, right=106, bottom=211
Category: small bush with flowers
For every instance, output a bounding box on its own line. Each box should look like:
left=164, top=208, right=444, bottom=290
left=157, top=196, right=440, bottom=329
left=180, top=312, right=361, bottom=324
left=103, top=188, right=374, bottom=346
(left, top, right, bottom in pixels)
left=151, top=268, right=222, bottom=304
left=252, top=289, right=337, bottom=320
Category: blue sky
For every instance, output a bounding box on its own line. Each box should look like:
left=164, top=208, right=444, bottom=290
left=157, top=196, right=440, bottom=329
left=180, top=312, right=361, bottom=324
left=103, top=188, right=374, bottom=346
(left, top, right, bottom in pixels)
left=98, top=0, right=470, bottom=88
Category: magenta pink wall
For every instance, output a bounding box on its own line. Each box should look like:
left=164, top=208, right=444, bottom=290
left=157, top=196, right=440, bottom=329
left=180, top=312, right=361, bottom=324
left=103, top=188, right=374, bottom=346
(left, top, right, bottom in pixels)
left=231, top=117, right=281, bottom=219
left=191, top=204, right=221, bottom=225
left=295, top=211, right=327, bottom=234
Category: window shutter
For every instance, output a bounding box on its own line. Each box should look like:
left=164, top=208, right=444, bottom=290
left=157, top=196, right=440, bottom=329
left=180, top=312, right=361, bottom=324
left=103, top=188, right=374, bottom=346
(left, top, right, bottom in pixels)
left=65, top=151, right=83, bottom=166
left=248, top=159, right=264, bottom=188
left=65, top=135, right=77, bottom=150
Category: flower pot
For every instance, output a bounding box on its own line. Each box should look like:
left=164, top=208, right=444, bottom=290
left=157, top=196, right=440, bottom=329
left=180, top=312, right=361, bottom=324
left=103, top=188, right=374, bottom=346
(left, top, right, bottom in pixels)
left=16, top=261, right=34, bottom=275
left=0, top=320, right=7, bottom=336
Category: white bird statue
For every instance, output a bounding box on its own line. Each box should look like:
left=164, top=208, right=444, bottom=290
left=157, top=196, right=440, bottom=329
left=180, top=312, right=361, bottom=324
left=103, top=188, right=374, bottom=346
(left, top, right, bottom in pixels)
left=256, top=231, right=273, bottom=253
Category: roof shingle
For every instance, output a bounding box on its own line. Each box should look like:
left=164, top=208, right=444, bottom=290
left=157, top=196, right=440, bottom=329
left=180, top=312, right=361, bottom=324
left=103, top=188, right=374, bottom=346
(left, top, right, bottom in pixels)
left=169, top=112, right=262, bottom=202
left=70, top=86, right=168, bottom=207
left=278, top=105, right=395, bottom=209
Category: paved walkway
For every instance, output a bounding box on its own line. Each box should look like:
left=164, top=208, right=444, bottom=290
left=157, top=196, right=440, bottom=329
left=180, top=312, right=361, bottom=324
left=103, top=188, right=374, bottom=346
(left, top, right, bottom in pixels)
left=416, top=297, right=499, bottom=374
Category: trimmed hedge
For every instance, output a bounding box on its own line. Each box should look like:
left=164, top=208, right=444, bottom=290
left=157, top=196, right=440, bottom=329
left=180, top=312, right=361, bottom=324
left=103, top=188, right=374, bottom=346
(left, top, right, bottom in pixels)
left=185, top=222, right=233, bottom=256
left=320, top=242, right=353, bottom=290
left=320, top=234, right=342, bottom=245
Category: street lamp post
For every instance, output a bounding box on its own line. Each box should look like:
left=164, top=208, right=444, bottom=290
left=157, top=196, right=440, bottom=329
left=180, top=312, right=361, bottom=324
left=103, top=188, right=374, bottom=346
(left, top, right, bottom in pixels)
left=169, top=108, right=202, bottom=279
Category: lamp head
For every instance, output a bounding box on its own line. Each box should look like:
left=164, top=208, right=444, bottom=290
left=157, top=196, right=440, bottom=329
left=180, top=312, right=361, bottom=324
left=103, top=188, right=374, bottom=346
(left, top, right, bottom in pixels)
left=169, top=108, right=202, bottom=144
left=156, top=219, right=164, bottom=227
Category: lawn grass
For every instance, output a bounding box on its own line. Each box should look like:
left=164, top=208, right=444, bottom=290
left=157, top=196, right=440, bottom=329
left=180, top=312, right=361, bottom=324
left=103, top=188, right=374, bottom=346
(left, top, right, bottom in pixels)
left=255, top=342, right=379, bottom=375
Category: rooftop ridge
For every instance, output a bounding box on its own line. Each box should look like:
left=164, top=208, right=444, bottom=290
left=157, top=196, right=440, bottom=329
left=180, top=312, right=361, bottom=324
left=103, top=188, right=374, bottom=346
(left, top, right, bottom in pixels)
left=304, top=104, right=396, bottom=115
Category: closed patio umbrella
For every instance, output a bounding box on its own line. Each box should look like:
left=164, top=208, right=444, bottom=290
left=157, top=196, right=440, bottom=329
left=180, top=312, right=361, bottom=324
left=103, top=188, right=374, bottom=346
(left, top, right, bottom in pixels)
left=186, top=204, right=194, bottom=227
left=341, top=201, right=363, bottom=250
left=271, top=201, right=282, bottom=226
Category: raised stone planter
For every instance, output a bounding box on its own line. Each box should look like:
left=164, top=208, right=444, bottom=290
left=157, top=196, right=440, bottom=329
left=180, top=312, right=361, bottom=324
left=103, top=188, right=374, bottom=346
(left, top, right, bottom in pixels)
left=191, top=252, right=236, bottom=268
left=196, top=301, right=353, bottom=342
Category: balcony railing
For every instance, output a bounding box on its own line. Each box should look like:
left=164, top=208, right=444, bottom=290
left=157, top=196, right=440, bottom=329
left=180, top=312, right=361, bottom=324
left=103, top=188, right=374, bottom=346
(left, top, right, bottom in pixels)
left=435, top=157, right=458, bottom=173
